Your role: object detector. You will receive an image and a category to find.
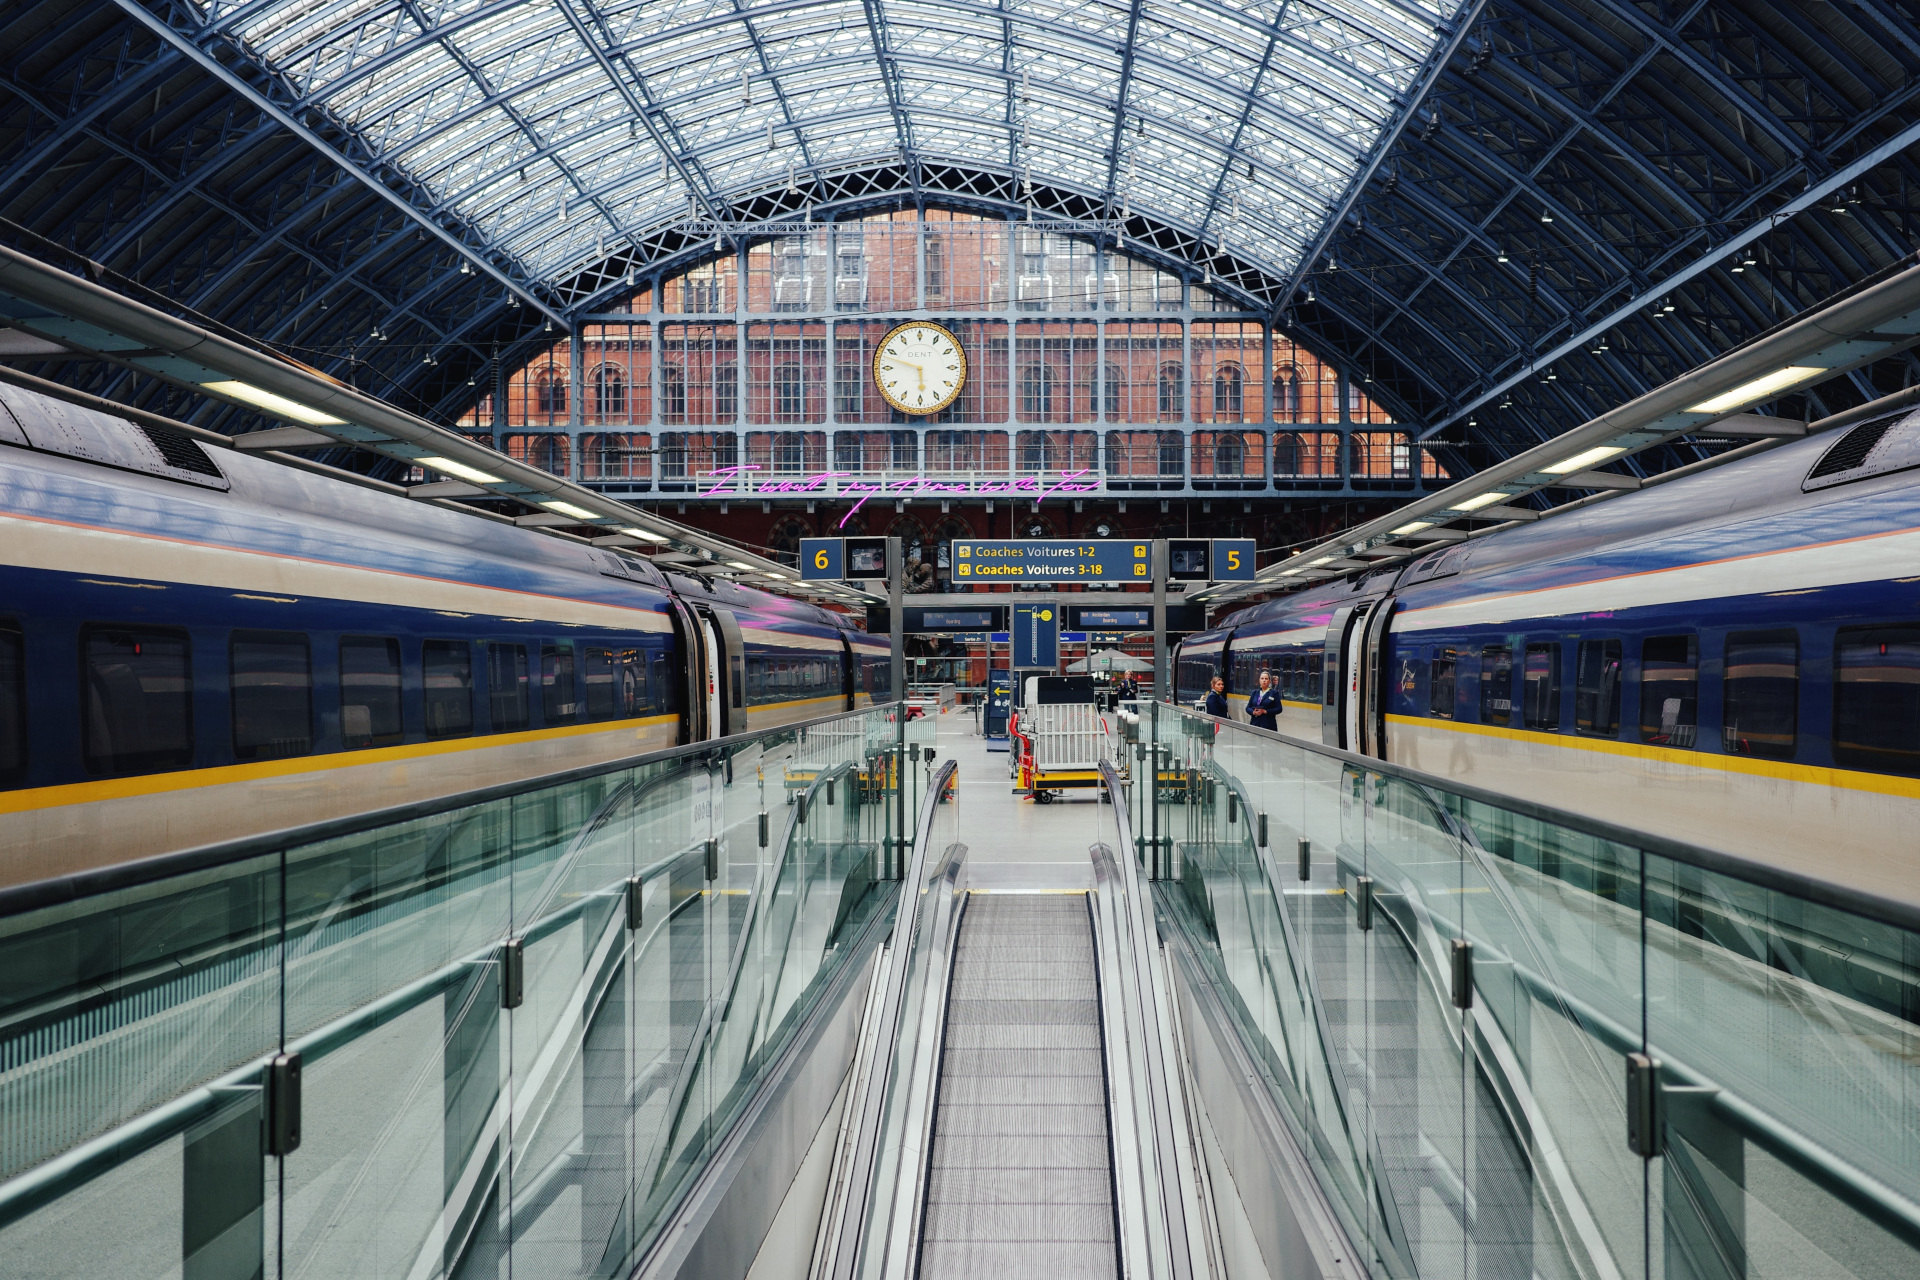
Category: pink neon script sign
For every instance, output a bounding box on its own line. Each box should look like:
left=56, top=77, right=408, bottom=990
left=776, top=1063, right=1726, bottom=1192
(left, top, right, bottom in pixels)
left=699, top=466, right=1102, bottom=526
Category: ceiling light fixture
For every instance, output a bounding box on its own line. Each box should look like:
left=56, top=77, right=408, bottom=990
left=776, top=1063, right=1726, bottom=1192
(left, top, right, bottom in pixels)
left=202, top=381, right=345, bottom=426
left=1687, top=366, right=1828, bottom=415
left=1391, top=521, right=1434, bottom=535
left=541, top=500, right=599, bottom=521
left=418, top=456, right=502, bottom=485
left=1544, top=445, right=1626, bottom=474
left=1452, top=491, right=1509, bottom=511
left=620, top=526, right=670, bottom=543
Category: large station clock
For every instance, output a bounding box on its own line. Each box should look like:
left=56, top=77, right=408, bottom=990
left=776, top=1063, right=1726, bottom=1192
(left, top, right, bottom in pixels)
left=873, top=321, right=966, bottom=415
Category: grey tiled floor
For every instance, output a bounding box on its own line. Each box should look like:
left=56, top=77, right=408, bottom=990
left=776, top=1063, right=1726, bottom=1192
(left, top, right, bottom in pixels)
left=934, top=712, right=1114, bottom=891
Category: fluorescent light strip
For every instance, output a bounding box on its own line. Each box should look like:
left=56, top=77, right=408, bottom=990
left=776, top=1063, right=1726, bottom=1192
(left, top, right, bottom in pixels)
left=418, top=455, right=503, bottom=485
left=1391, top=521, right=1433, bottom=535
left=620, top=526, right=670, bottom=544
left=1686, top=366, right=1827, bottom=415
left=728, top=560, right=757, bottom=571
left=1452, top=491, right=1509, bottom=511
left=541, top=500, right=599, bottom=521
left=1544, top=446, right=1626, bottom=475
left=203, top=380, right=345, bottom=426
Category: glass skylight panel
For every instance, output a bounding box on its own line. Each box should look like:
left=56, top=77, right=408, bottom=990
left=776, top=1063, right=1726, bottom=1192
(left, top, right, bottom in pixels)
left=227, top=0, right=1459, bottom=288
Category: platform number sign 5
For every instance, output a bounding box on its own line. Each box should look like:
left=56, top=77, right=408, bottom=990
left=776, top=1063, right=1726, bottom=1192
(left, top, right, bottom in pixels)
left=1213, top=539, right=1258, bottom=581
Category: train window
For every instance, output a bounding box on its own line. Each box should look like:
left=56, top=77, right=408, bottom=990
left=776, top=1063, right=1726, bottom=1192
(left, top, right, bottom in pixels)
left=231, top=631, right=313, bottom=760
left=1833, top=626, right=1920, bottom=775
left=619, top=649, right=647, bottom=716
left=1574, top=640, right=1623, bottom=737
left=422, top=641, right=473, bottom=738
left=1724, top=631, right=1797, bottom=760
left=1428, top=649, right=1458, bottom=718
left=583, top=646, right=616, bottom=720
left=1639, top=635, right=1697, bottom=748
left=0, top=622, right=23, bottom=782
left=1479, top=646, right=1513, bottom=726
left=82, top=625, right=193, bottom=774
left=542, top=645, right=578, bottom=723
left=1309, top=652, right=1324, bottom=704
left=1522, top=644, right=1560, bottom=731
left=652, top=654, right=674, bottom=711
left=488, top=643, right=530, bottom=733
left=341, top=637, right=402, bottom=748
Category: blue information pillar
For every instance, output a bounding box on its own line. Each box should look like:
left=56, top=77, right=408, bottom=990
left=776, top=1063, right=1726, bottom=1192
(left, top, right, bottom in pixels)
left=1011, top=604, right=1060, bottom=670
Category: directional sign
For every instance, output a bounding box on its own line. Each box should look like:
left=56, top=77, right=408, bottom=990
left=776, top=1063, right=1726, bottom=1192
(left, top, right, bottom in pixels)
left=951, top=539, right=1151, bottom=583
left=800, top=538, right=843, bottom=580
left=1213, top=539, right=1258, bottom=580
left=1011, top=604, right=1060, bottom=668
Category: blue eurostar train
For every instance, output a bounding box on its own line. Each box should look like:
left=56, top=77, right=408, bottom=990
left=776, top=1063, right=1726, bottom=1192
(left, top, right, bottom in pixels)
left=0, top=383, right=889, bottom=889
left=1179, top=400, right=1920, bottom=905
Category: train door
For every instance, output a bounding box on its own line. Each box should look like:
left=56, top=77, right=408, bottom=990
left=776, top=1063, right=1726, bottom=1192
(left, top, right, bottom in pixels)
left=1357, top=597, right=1397, bottom=757
left=1321, top=603, right=1370, bottom=748
left=665, top=597, right=709, bottom=743
left=839, top=635, right=856, bottom=711
left=700, top=606, right=747, bottom=737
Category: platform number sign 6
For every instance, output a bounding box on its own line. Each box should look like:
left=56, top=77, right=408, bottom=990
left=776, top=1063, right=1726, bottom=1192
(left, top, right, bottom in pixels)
left=800, top=538, right=845, bottom=580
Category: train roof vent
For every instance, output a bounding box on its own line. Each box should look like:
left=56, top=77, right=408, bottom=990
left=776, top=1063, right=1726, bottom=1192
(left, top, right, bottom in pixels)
left=1803, top=408, right=1920, bottom=492
left=0, top=384, right=228, bottom=490
left=1402, top=543, right=1474, bottom=584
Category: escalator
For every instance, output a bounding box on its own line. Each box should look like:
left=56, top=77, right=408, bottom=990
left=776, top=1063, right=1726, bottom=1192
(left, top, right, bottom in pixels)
left=918, top=895, right=1118, bottom=1280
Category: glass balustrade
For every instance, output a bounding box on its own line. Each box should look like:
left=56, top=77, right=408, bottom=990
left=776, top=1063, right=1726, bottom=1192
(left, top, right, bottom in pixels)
left=0, top=705, right=915, bottom=1280
left=1137, top=702, right=1920, bottom=1280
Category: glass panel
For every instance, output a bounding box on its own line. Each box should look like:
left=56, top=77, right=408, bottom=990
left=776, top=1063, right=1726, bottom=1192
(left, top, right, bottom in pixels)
left=0, top=621, right=21, bottom=781
left=1523, top=641, right=1560, bottom=731
left=0, top=706, right=911, bottom=1280
left=81, top=624, right=193, bottom=774
left=1479, top=643, right=1513, bottom=726
left=488, top=642, right=530, bottom=733
left=1724, top=630, right=1798, bottom=759
left=231, top=630, right=314, bottom=760
left=1575, top=639, right=1622, bottom=738
left=423, top=640, right=474, bottom=738
left=1832, top=625, right=1920, bottom=776
left=582, top=323, right=650, bottom=426
left=340, top=635, right=402, bottom=749
left=1640, top=634, right=1698, bottom=748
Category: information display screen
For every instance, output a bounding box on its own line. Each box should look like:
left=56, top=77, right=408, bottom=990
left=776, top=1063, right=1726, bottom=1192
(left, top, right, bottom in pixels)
left=1072, top=608, right=1151, bottom=630
left=919, top=610, right=997, bottom=631
left=951, top=539, right=1151, bottom=582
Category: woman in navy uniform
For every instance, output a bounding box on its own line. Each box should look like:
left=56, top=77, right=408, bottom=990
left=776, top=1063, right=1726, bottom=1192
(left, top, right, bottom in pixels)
left=1247, top=669, right=1282, bottom=730
left=1204, top=676, right=1229, bottom=719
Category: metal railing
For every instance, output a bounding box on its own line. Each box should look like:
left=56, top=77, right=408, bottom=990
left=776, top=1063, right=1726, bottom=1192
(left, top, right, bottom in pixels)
left=0, top=704, right=946, bottom=1280
left=1130, top=701, right=1920, bottom=1280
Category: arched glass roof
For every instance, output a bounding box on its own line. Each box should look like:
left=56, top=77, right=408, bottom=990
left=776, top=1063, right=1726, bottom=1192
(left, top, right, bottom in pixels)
left=223, top=0, right=1458, bottom=289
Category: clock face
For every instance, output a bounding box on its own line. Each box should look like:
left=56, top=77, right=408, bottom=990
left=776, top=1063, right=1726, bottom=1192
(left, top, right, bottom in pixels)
left=873, top=321, right=967, bottom=415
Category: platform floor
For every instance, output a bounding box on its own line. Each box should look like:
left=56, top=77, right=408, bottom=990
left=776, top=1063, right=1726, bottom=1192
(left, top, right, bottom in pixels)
left=933, top=711, right=1112, bottom=892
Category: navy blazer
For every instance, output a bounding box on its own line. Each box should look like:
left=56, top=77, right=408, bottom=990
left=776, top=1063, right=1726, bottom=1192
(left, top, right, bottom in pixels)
left=1203, top=690, right=1229, bottom=718
left=1247, top=687, right=1282, bottom=728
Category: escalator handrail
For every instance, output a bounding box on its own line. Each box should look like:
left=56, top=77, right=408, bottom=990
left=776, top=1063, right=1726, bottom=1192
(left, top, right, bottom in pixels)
left=828, top=758, right=965, bottom=1280
left=1093, top=759, right=1196, bottom=1280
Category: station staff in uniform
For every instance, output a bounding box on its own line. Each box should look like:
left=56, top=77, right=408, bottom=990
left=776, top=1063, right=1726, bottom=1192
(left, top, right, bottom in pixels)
left=1204, top=676, right=1230, bottom=719
left=1247, top=670, right=1282, bottom=731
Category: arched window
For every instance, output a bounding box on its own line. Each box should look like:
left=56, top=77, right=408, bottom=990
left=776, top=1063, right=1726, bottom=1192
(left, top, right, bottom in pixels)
left=535, top=371, right=567, bottom=418
left=1274, top=366, right=1302, bottom=422
left=592, top=365, right=625, bottom=421
left=1102, top=361, right=1123, bottom=421
left=662, top=364, right=686, bottom=422
left=1020, top=363, right=1056, bottom=420
left=1213, top=364, right=1243, bottom=421
left=714, top=362, right=737, bottom=422
left=1157, top=363, right=1184, bottom=421
left=774, top=362, right=803, bottom=422
left=1214, top=435, right=1244, bottom=476
left=1157, top=431, right=1183, bottom=475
